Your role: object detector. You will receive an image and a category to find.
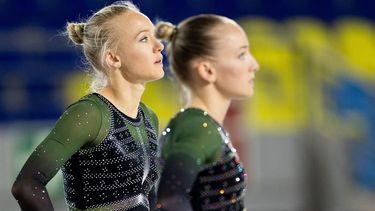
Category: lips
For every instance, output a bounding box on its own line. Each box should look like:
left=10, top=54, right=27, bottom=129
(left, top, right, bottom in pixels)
left=154, top=58, right=163, bottom=64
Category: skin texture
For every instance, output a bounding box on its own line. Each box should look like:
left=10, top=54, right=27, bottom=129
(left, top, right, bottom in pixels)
left=209, top=21, right=259, bottom=99
left=99, top=10, right=164, bottom=119
left=188, top=20, right=259, bottom=125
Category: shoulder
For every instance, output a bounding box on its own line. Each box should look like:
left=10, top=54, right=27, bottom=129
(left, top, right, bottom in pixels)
left=60, top=94, right=111, bottom=126
left=60, top=93, right=110, bottom=145
left=167, top=109, right=219, bottom=138
left=160, top=109, right=222, bottom=164
left=67, top=93, right=108, bottom=113
left=139, top=102, right=157, bottom=118
left=140, top=102, right=158, bottom=127
left=161, top=108, right=222, bottom=149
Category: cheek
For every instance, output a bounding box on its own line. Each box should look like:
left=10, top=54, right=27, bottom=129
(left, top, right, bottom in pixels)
left=128, top=48, right=149, bottom=62
left=217, top=60, right=246, bottom=82
left=216, top=60, right=252, bottom=96
left=124, top=50, right=151, bottom=69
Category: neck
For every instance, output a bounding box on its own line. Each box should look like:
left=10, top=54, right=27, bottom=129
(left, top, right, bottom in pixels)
left=98, top=73, right=145, bottom=118
left=186, top=84, right=231, bottom=125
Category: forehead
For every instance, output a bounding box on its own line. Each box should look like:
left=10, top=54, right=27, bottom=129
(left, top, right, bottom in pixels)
left=211, top=22, right=249, bottom=51
left=110, top=10, right=154, bottom=38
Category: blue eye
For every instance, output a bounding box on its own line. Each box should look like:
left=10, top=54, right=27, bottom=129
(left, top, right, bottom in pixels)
left=140, top=36, right=148, bottom=42
left=238, top=52, right=246, bottom=59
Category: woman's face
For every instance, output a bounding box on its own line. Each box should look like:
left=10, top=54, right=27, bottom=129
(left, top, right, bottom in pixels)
left=112, top=11, right=164, bottom=83
left=210, top=21, right=259, bottom=99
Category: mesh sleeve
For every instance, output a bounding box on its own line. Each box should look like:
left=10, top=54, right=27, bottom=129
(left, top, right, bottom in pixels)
left=12, top=99, right=105, bottom=210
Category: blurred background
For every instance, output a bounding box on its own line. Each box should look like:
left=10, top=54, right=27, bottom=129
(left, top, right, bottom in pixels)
left=1, top=0, right=374, bottom=210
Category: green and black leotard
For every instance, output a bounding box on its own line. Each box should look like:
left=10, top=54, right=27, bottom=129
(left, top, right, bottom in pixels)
left=12, top=93, right=159, bottom=211
left=157, top=108, right=247, bottom=211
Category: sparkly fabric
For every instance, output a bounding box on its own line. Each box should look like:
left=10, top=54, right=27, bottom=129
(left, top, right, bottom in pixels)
left=189, top=134, right=246, bottom=210
left=63, top=94, right=159, bottom=210
left=12, top=93, right=159, bottom=211
left=158, top=108, right=247, bottom=211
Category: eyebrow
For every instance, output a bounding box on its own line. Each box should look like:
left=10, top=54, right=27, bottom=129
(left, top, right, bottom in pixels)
left=135, top=29, right=151, bottom=38
left=239, top=45, right=248, bottom=50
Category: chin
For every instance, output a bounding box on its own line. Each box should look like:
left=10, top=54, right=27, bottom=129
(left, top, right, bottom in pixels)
left=233, top=91, right=254, bottom=99
left=148, top=70, right=165, bottom=82
left=155, top=69, right=165, bottom=79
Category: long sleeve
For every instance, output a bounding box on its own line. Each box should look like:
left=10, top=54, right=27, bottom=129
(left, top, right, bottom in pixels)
left=157, top=111, right=223, bottom=211
left=157, top=153, right=201, bottom=211
left=11, top=99, right=104, bottom=211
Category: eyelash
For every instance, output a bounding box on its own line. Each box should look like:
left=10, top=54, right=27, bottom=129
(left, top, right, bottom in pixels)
left=238, top=52, right=246, bottom=58
left=140, top=36, right=148, bottom=42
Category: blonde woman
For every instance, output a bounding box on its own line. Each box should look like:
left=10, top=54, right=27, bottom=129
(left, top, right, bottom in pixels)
left=12, top=1, right=164, bottom=210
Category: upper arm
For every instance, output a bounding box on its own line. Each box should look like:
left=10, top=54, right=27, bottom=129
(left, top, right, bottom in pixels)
left=16, top=100, right=103, bottom=183
left=46, top=99, right=103, bottom=150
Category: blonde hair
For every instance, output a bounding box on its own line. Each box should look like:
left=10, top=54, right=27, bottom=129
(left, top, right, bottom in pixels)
left=66, top=1, right=139, bottom=92
left=155, top=22, right=177, bottom=42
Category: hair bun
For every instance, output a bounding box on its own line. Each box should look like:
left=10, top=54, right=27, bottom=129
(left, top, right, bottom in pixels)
left=155, top=21, right=177, bottom=42
left=67, top=22, right=85, bottom=45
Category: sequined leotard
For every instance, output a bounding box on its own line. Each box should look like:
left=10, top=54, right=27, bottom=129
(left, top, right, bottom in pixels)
left=12, top=93, right=159, bottom=211
left=157, top=108, right=247, bottom=211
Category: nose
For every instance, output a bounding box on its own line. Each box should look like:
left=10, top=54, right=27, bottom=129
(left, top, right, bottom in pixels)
left=250, top=55, right=260, bottom=72
left=155, top=38, right=164, bottom=52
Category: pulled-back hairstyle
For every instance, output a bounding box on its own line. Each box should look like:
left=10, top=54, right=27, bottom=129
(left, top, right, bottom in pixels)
left=66, top=1, right=139, bottom=92
left=155, top=14, right=227, bottom=85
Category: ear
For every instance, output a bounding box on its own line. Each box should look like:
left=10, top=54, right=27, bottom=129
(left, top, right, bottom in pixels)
left=105, top=51, right=121, bottom=69
left=196, top=61, right=216, bottom=83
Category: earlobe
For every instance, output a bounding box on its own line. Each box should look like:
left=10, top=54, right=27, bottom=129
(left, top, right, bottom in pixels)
left=105, top=51, right=121, bottom=69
